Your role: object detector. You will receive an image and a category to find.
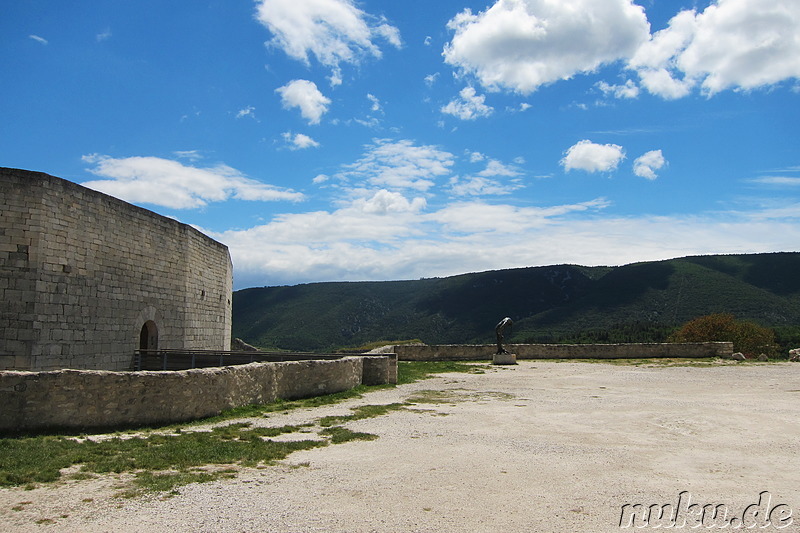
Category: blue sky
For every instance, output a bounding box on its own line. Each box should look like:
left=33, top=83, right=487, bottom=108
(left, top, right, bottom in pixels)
left=2, top=0, right=799, bottom=289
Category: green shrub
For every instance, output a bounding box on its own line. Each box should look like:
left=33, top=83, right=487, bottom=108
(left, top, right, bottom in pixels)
left=668, top=313, right=776, bottom=357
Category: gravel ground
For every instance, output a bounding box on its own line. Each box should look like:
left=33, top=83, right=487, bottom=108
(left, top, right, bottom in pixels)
left=2, top=361, right=800, bottom=532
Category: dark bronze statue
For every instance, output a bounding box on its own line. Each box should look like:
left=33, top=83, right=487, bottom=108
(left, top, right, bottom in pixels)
left=495, top=317, right=513, bottom=354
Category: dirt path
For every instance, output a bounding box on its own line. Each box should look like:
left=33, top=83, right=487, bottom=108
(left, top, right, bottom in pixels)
left=2, top=361, right=799, bottom=532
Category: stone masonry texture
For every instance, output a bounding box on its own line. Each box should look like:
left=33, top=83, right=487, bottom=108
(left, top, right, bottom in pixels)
left=0, top=167, right=233, bottom=371
left=393, top=342, right=734, bottom=361
left=0, top=356, right=401, bottom=432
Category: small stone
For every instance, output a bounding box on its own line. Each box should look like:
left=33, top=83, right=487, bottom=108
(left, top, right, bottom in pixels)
left=731, top=352, right=746, bottom=361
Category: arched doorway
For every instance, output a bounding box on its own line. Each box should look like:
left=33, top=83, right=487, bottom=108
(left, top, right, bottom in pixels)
left=139, top=320, right=158, bottom=351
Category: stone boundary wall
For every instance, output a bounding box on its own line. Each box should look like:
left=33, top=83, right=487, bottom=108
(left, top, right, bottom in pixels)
left=392, top=342, right=734, bottom=361
left=0, top=355, right=397, bottom=433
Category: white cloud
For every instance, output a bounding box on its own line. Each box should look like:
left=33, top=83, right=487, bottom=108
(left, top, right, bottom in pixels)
left=597, top=79, right=639, bottom=99
left=469, top=151, right=486, bottom=163
left=29, top=35, right=48, bottom=45
left=213, top=198, right=800, bottom=288
left=236, top=106, right=257, bottom=119
left=81, top=154, right=304, bottom=209
left=336, top=139, right=455, bottom=192
left=561, top=140, right=626, bottom=173
left=424, top=73, right=440, bottom=87
left=351, top=189, right=427, bottom=215
left=282, top=132, right=320, bottom=150
left=449, top=158, right=524, bottom=195
left=255, top=0, right=401, bottom=84
left=629, top=0, right=800, bottom=97
left=447, top=176, right=522, bottom=197
left=748, top=176, right=800, bottom=187
left=96, top=28, right=112, bottom=42
left=367, top=93, right=382, bottom=112
left=634, top=67, right=693, bottom=99
left=479, top=159, right=522, bottom=178
left=441, top=87, right=493, bottom=120
left=443, top=0, right=649, bottom=94
left=276, top=79, right=330, bottom=124
left=173, top=150, right=203, bottom=161
left=633, top=150, right=667, bottom=180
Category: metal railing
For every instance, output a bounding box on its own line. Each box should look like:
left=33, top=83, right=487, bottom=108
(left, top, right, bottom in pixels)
left=133, top=349, right=348, bottom=371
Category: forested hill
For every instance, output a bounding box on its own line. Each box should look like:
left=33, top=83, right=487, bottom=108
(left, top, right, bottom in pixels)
left=232, top=252, right=800, bottom=352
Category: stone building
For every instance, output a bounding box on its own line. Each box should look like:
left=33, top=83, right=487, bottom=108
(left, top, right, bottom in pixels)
left=0, top=167, right=233, bottom=371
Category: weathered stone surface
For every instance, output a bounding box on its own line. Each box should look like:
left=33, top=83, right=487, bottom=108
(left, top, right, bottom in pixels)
left=0, top=168, right=233, bottom=371
left=731, top=352, right=746, bottom=361
left=232, top=338, right=260, bottom=352
left=362, top=354, right=398, bottom=385
left=492, top=352, right=517, bottom=365
left=0, top=356, right=399, bottom=433
left=393, top=342, right=735, bottom=361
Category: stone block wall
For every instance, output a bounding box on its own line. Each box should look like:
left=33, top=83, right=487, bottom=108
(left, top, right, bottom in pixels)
left=0, top=356, right=401, bottom=433
left=0, top=168, right=232, bottom=371
left=392, top=342, right=734, bottom=361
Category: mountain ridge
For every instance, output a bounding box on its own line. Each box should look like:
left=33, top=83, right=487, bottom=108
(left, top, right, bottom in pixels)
left=232, top=252, right=800, bottom=352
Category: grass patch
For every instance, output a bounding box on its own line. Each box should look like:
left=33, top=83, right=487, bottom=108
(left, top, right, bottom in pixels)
left=320, top=426, right=378, bottom=444
left=405, top=389, right=515, bottom=405
left=0, top=425, right=325, bottom=490
left=318, top=403, right=408, bottom=427
left=397, top=360, right=489, bottom=384
left=0, top=361, right=485, bottom=494
left=343, top=339, right=424, bottom=352
left=190, top=384, right=385, bottom=427
left=125, top=470, right=225, bottom=497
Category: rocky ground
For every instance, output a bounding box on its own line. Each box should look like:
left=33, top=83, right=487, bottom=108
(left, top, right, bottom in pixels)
left=2, top=360, right=799, bottom=532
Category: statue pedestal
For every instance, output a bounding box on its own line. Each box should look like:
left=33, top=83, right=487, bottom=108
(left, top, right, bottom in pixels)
left=493, top=352, right=517, bottom=365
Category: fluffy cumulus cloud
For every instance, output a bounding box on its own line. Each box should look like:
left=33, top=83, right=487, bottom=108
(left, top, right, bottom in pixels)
left=81, top=154, right=304, bottom=209
left=283, top=132, right=320, bottom=150
left=633, top=150, right=667, bottom=180
left=441, top=87, right=494, bottom=120
left=276, top=80, right=330, bottom=124
left=350, top=189, right=427, bottom=215
left=441, top=0, right=800, bottom=99
left=628, top=0, right=800, bottom=97
left=255, top=0, right=401, bottom=85
left=596, top=80, right=639, bottom=99
left=443, top=0, right=650, bottom=94
left=336, top=139, right=455, bottom=192
left=561, top=140, right=626, bottom=173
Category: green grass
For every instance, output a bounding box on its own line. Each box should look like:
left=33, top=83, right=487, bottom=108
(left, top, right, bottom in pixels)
left=0, top=425, right=325, bottom=491
left=0, top=360, right=483, bottom=494
left=397, top=360, right=488, bottom=384
left=319, top=426, right=379, bottom=444
left=318, top=403, right=407, bottom=427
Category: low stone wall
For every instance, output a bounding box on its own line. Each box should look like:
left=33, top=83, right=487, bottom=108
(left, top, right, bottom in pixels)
left=0, top=355, right=397, bottom=433
left=393, top=342, right=733, bottom=361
